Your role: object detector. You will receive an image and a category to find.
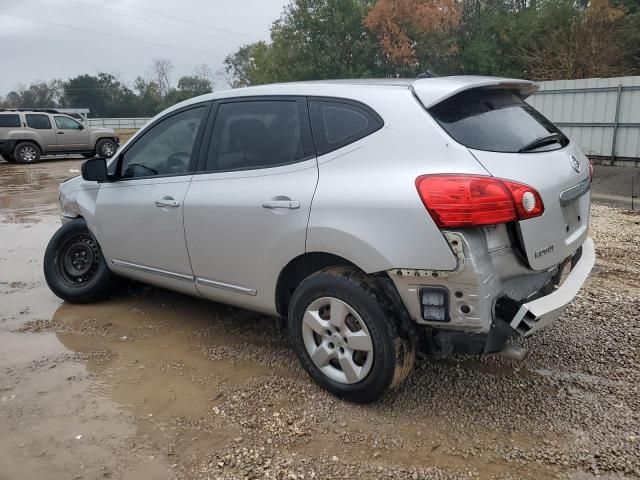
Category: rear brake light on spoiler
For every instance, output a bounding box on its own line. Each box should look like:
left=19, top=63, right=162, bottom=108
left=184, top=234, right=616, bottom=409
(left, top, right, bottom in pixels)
left=415, top=174, right=544, bottom=228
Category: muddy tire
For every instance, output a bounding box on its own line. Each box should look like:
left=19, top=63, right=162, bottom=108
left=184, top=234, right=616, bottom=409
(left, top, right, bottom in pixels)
left=44, top=218, right=115, bottom=303
left=2, top=153, right=16, bottom=163
left=14, top=142, right=41, bottom=164
left=288, top=266, right=415, bottom=403
left=96, top=138, right=117, bottom=158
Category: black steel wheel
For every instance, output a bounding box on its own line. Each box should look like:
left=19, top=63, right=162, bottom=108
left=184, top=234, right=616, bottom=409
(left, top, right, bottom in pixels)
left=44, top=218, right=116, bottom=303
left=57, top=234, right=101, bottom=286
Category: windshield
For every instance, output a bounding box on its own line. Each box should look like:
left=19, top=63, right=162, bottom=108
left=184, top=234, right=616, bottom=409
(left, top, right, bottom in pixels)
left=428, top=88, right=568, bottom=153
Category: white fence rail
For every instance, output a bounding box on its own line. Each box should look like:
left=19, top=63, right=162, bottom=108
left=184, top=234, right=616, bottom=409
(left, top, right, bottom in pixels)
left=86, top=117, right=150, bottom=129
left=529, top=76, right=640, bottom=161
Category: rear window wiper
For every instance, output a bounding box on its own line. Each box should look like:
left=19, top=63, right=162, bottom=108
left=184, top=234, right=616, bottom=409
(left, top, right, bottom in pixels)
left=518, top=133, right=563, bottom=153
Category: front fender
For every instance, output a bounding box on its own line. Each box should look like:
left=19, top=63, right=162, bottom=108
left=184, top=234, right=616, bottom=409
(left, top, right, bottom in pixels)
left=59, top=176, right=100, bottom=235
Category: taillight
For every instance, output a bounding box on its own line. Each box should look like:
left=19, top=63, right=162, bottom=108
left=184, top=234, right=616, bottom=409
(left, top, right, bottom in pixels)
left=415, top=174, right=544, bottom=228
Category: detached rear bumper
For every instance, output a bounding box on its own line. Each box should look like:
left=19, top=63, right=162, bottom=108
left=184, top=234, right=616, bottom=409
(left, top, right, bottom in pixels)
left=508, top=237, right=595, bottom=336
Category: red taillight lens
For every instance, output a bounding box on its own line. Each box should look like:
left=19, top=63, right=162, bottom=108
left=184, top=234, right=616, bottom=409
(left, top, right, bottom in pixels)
left=502, top=179, right=544, bottom=219
left=415, top=175, right=544, bottom=228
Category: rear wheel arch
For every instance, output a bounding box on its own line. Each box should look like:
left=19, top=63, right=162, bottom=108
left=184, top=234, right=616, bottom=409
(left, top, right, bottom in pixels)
left=275, top=252, right=361, bottom=318
left=12, top=138, right=43, bottom=152
left=275, top=253, right=416, bottom=341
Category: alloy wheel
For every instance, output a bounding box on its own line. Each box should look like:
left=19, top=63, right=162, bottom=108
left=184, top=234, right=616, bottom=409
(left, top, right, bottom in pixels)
left=301, top=296, right=374, bottom=384
left=21, top=146, right=37, bottom=163
left=102, top=142, right=115, bottom=157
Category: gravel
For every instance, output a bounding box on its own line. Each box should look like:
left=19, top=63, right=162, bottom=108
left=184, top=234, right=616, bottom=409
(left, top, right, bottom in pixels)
left=3, top=172, right=639, bottom=480
left=178, top=203, right=640, bottom=479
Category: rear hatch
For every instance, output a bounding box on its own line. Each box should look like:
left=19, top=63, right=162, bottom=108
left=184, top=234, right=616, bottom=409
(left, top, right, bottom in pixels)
left=422, top=82, right=591, bottom=270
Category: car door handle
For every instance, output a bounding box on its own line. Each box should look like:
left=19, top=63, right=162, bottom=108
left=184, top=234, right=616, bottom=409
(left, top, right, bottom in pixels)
left=155, top=197, right=180, bottom=208
left=262, top=200, right=300, bottom=209
left=56, top=131, right=64, bottom=134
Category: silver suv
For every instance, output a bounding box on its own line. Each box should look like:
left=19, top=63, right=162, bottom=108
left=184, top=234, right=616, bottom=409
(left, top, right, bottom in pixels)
left=44, top=77, right=595, bottom=402
left=0, top=110, right=118, bottom=163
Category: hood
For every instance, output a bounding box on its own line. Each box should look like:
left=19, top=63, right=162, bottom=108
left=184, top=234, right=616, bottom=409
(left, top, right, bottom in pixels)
left=60, top=174, right=100, bottom=195
left=87, top=126, right=116, bottom=135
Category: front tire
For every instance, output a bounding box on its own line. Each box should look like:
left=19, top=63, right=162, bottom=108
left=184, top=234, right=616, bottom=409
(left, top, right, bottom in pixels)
left=14, top=142, right=41, bottom=164
left=288, top=266, right=415, bottom=403
left=96, top=138, right=117, bottom=158
left=44, top=218, right=115, bottom=303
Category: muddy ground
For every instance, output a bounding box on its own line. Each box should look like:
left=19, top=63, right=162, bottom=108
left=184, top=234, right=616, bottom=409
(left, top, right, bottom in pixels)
left=0, top=159, right=639, bottom=480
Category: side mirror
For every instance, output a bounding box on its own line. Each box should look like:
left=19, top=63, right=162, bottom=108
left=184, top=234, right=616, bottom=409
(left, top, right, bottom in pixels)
left=78, top=123, right=85, bottom=130
left=82, top=158, right=109, bottom=182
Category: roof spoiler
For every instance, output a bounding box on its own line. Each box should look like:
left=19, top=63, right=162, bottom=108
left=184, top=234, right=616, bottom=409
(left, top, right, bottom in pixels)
left=411, top=77, right=539, bottom=109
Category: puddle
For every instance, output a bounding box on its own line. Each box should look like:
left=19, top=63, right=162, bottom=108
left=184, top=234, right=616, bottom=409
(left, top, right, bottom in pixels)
left=52, top=297, right=275, bottom=417
left=0, top=159, right=83, bottom=223
left=0, top=331, right=171, bottom=480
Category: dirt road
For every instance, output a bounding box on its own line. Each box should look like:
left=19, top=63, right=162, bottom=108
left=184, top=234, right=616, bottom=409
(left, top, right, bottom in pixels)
left=1, top=159, right=639, bottom=480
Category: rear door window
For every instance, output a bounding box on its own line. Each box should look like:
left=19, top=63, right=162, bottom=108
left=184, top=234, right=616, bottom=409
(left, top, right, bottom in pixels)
left=205, top=100, right=309, bottom=172
left=26, top=114, right=52, bottom=130
left=309, top=99, right=383, bottom=155
left=0, top=114, right=21, bottom=128
left=428, top=89, right=568, bottom=153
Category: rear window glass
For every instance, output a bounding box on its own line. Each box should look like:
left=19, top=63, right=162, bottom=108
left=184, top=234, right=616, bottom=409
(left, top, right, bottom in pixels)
left=26, top=114, right=52, bottom=130
left=429, top=89, right=568, bottom=153
left=309, top=100, right=383, bottom=155
left=0, top=114, right=21, bottom=128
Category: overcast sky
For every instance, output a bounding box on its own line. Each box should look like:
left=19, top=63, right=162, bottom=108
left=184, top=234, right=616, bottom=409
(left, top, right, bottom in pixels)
left=0, top=0, right=288, bottom=95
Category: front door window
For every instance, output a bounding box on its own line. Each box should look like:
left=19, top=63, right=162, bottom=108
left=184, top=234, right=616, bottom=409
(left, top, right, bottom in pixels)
left=119, top=107, right=206, bottom=178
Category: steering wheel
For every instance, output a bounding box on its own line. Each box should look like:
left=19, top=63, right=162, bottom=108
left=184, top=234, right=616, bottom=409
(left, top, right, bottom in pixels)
left=123, top=163, right=158, bottom=177
left=166, top=152, right=191, bottom=174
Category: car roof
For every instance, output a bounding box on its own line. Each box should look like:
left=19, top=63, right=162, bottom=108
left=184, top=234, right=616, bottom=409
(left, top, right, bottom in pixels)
left=154, top=75, right=538, bottom=123
left=202, top=75, right=534, bottom=100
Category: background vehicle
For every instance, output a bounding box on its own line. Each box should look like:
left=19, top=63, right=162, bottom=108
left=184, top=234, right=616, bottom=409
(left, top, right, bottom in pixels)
left=0, top=109, right=119, bottom=163
left=44, top=76, right=594, bottom=403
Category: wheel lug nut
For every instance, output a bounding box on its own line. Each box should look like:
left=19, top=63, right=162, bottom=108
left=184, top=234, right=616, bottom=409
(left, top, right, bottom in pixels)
left=325, top=330, right=332, bottom=336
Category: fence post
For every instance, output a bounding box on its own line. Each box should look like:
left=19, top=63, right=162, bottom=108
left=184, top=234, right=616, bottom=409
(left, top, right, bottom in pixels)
left=610, top=84, right=622, bottom=163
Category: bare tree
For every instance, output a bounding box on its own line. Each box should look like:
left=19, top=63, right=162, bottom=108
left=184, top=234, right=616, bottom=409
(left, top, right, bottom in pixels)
left=193, top=63, right=214, bottom=85
left=147, top=58, right=174, bottom=98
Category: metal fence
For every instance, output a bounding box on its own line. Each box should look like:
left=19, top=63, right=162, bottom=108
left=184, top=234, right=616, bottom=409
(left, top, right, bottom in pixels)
left=528, top=76, right=640, bottom=162
left=86, top=117, right=150, bottom=129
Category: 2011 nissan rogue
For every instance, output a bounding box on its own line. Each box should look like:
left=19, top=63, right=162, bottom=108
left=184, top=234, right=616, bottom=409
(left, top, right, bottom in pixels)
left=44, top=76, right=595, bottom=403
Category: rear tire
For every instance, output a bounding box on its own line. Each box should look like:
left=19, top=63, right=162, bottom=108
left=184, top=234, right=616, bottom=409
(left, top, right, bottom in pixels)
left=44, top=218, right=115, bottom=303
left=14, top=142, right=41, bottom=164
left=288, top=266, right=415, bottom=403
left=96, top=139, right=117, bottom=158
